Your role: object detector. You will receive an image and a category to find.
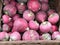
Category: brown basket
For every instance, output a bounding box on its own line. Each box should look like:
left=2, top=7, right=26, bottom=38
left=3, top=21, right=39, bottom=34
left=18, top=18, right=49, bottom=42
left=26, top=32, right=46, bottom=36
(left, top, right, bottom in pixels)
left=0, top=0, right=60, bottom=45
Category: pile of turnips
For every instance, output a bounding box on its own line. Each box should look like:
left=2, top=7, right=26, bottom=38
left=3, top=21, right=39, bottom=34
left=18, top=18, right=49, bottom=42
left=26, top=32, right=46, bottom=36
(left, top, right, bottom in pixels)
left=1, top=0, right=60, bottom=41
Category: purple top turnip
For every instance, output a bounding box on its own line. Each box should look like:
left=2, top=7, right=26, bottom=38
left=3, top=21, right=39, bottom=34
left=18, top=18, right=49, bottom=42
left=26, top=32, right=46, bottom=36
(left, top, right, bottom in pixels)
left=40, top=33, right=51, bottom=40
left=39, top=0, right=49, bottom=3
left=2, top=15, right=12, bottom=24
left=12, top=18, right=28, bottom=32
left=0, top=32, right=9, bottom=41
left=29, top=20, right=39, bottom=30
left=23, top=10, right=35, bottom=22
left=7, top=21, right=13, bottom=28
left=41, top=3, right=49, bottom=11
left=52, top=31, right=60, bottom=40
left=22, top=30, right=39, bottom=40
left=27, top=0, right=41, bottom=12
left=10, top=32, right=21, bottom=41
left=36, top=11, right=47, bottom=22
left=50, top=25, right=58, bottom=33
left=10, top=0, right=17, bottom=6
left=3, top=4, right=17, bottom=16
left=3, top=0, right=10, bottom=5
left=13, top=14, right=20, bottom=21
left=16, top=2, right=26, bottom=14
left=40, top=21, right=52, bottom=33
left=17, top=0, right=27, bottom=3
left=48, top=13, right=59, bottom=24
left=47, top=9, right=56, bottom=16
left=2, top=24, right=10, bottom=32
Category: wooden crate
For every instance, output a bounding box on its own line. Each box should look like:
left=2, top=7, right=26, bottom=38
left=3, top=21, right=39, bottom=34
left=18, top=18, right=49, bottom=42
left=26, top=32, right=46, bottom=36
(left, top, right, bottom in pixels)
left=0, top=0, right=60, bottom=45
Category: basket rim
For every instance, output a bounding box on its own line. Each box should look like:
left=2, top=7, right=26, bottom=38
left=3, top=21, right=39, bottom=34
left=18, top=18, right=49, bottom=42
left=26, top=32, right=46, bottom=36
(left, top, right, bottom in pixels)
left=0, top=40, right=60, bottom=43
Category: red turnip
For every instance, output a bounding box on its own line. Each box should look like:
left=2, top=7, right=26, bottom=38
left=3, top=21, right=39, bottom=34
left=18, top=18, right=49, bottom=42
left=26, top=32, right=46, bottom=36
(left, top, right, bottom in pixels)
left=16, top=2, right=26, bottom=14
left=27, top=0, right=41, bottom=12
left=40, top=21, right=52, bottom=33
left=50, top=25, right=58, bottom=33
left=2, top=24, right=10, bottom=32
left=3, top=4, right=17, bottom=16
left=3, top=0, right=10, bottom=5
left=8, top=32, right=12, bottom=36
left=48, top=13, right=59, bottom=24
left=2, top=15, right=12, bottom=24
left=23, top=10, right=35, bottom=21
left=7, top=21, right=13, bottom=28
left=10, top=0, right=17, bottom=6
left=52, top=31, right=60, bottom=40
left=29, top=20, right=39, bottom=30
left=40, top=33, right=51, bottom=40
left=17, top=0, right=27, bottom=3
left=36, top=11, right=47, bottom=22
left=12, top=18, right=28, bottom=32
left=10, top=32, right=21, bottom=41
left=0, top=32, right=9, bottom=41
left=47, top=9, right=55, bottom=16
left=22, top=30, right=39, bottom=40
left=9, top=0, right=15, bottom=1
left=39, top=0, right=48, bottom=3
left=41, top=3, right=49, bottom=11
left=13, top=14, right=20, bottom=21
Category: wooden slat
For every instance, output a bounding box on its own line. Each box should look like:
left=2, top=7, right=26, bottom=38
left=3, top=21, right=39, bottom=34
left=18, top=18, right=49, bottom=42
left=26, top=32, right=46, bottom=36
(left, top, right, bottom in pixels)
left=0, top=40, right=60, bottom=45
left=0, top=0, right=2, bottom=30
left=0, top=40, right=60, bottom=43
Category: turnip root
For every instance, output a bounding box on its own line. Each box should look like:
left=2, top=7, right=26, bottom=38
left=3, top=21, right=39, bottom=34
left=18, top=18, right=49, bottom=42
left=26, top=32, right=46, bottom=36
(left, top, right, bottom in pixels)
left=22, top=30, right=39, bottom=40
left=10, top=32, right=21, bottom=41
left=40, top=21, right=52, bottom=33
left=2, top=24, right=10, bottom=32
left=2, top=15, right=12, bottom=24
left=3, top=4, right=17, bottom=16
left=27, top=0, right=41, bottom=12
left=0, top=32, right=9, bottom=41
left=23, top=10, right=35, bottom=21
left=29, top=20, right=39, bottom=30
left=40, top=33, right=51, bottom=40
left=36, top=11, right=47, bottom=22
left=48, top=13, right=59, bottom=24
left=12, top=18, right=28, bottom=32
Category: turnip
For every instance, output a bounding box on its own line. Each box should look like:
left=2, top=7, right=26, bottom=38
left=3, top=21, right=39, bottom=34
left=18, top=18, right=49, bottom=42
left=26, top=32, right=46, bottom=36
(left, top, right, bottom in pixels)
left=10, top=0, right=17, bottom=6
left=36, top=11, right=47, bottom=22
left=27, top=0, right=41, bottom=12
left=12, top=18, right=28, bottom=32
left=40, top=21, right=52, bottom=33
left=2, top=24, right=10, bottom=32
left=52, top=31, right=60, bottom=40
left=2, top=15, right=12, bottom=24
left=3, top=0, right=10, bottom=5
left=7, top=21, right=13, bottom=28
left=16, top=2, right=26, bottom=14
left=23, top=10, right=35, bottom=21
left=10, top=32, right=21, bottom=41
left=47, top=9, right=55, bottom=16
left=29, top=20, right=39, bottom=30
left=48, top=13, right=59, bottom=24
left=39, top=0, right=48, bottom=3
left=3, top=4, right=17, bottom=16
left=41, top=3, right=49, bottom=11
left=40, top=33, right=51, bottom=40
left=22, top=30, right=39, bottom=40
left=0, top=32, right=9, bottom=41
left=50, top=25, right=58, bottom=33
left=13, top=14, right=20, bottom=21
left=17, top=0, right=27, bottom=3
left=8, top=32, right=12, bottom=36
